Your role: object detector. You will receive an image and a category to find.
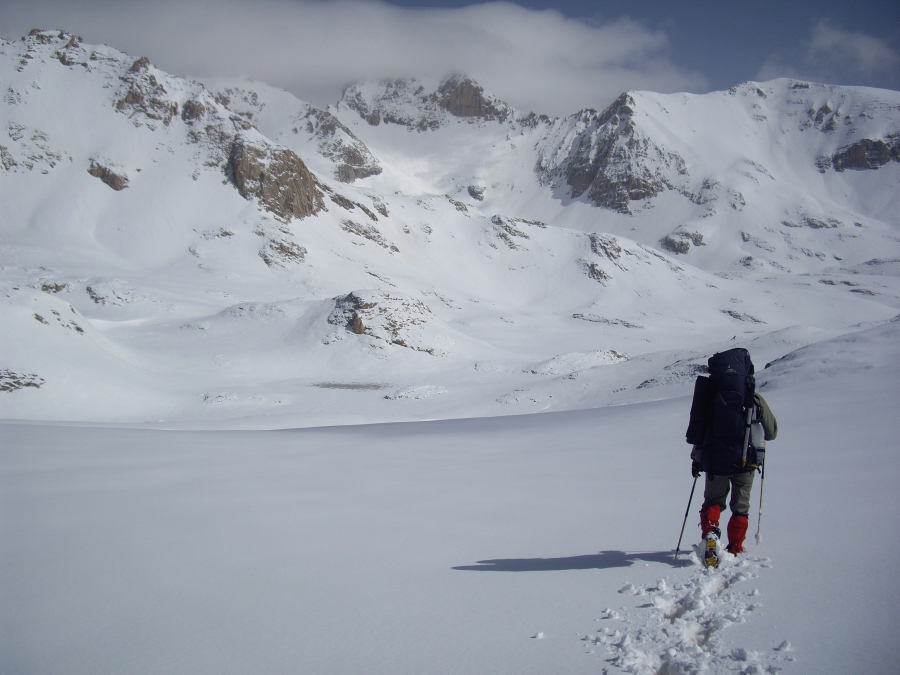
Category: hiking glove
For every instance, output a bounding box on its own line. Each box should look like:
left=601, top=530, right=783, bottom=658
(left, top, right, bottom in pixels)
left=691, top=461, right=702, bottom=478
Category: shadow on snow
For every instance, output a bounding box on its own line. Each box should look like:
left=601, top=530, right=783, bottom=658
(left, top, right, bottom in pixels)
left=452, top=550, right=693, bottom=572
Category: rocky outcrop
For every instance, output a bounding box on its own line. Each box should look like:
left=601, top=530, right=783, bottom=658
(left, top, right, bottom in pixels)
left=831, top=135, right=900, bottom=171
left=88, top=160, right=128, bottom=190
left=302, top=106, right=382, bottom=182
left=181, top=98, right=206, bottom=122
left=0, top=369, right=45, bottom=392
left=660, top=232, right=704, bottom=255
left=467, top=185, right=485, bottom=201
left=115, top=57, right=178, bottom=126
left=228, top=140, right=323, bottom=221
left=340, top=219, right=398, bottom=251
left=438, top=76, right=510, bottom=121
left=537, top=94, right=689, bottom=213
left=259, top=239, right=307, bottom=268
left=339, top=75, right=518, bottom=132
left=327, top=291, right=448, bottom=355
left=488, top=215, right=531, bottom=250
left=209, top=84, right=382, bottom=183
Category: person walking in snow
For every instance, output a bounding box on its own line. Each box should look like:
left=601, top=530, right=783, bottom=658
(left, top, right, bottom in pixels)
left=685, top=348, right=778, bottom=566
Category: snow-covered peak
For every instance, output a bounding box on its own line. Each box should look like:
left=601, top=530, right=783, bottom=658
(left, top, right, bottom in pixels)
left=537, top=79, right=900, bottom=215
left=337, top=74, right=530, bottom=131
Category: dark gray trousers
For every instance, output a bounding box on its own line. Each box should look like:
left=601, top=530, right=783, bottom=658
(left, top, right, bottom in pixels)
left=703, top=471, right=755, bottom=516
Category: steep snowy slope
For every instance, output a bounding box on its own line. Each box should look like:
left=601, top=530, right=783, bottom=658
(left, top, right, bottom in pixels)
left=1, top=30, right=899, bottom=426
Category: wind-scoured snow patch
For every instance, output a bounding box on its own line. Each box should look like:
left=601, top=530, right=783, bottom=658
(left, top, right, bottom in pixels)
left=0, top=369, right=44, bottom=392
left=527, top=349, right=628, bottom=375
left=587, top=553, right=792, bottom=675
left=84, top=279, right=146, bottom=306
left=384, top=385, right=447, bottom=400
left=573, top=314, right=644, bottom=328
left=758, top=317, right=900, bottom=390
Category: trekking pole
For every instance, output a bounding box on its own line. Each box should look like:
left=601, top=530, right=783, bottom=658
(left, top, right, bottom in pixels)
left=674, top=475, right=698, bottom=559
left=755, top=461, right=765, bottom=544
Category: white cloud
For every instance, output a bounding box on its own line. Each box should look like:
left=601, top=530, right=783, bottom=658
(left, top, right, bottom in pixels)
left=756, top=20, right=899, bottom=89
left=0, top=0, right=707, bottom=116
left=808, top=20, right=900, bottom=77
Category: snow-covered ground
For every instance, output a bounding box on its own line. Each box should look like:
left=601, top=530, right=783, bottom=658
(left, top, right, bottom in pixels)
left=3, top=319, right=899, bottom=674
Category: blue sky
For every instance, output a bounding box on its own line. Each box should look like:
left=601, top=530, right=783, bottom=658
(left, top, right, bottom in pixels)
left=1, top=0, right=897, bottom=115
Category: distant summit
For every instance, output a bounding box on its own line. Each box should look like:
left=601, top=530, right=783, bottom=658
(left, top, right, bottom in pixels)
left=338, top=74, right=530, bottom=131
left=537, top=80, right=900, bottom=216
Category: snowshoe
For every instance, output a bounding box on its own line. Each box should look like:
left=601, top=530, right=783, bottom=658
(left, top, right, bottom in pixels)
left=704, top=527, right=721, bottom=568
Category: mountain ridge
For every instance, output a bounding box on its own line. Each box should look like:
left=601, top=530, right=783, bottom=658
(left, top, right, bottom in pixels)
left=1, top=29, right=898, bottom=427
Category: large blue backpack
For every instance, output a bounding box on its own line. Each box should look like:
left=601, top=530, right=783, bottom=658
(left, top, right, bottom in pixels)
left=685, top=348, right=757, bottom=475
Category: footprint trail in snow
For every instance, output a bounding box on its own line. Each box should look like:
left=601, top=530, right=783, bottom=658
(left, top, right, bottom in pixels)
left=582, top=548, right=796, bottom=674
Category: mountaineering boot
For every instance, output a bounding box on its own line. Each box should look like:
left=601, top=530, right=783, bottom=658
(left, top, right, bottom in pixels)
left=704, top=527, right=721, bottom=568
left=700, top=504, right=721, bottom=538
left=726, top=515, right=749, bottom=555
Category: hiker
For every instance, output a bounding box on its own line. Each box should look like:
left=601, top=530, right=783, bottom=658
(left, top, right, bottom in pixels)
left=686, top=348, right=777, bottom=566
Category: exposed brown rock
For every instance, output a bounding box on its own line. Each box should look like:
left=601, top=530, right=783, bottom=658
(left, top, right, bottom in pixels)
left=181, top=99, right=206, bottom=121
left=259, top=239, right=307, bottom=268
left=438, top=76, right=508, bottom=121
left=0, top=369, right=45, bottom=392
left=228, top=140, right=323, bottom=221
left=299, top=106, right=381, bottom=182
left=27, top=29, right=58, bottom=44
left=582, top=261, right=611, bottom=283
left=129, top=56, right=150, bottom=73
left=467, top=185, right=485, bottom=201
left=660, top=235, right=690, bottom=254
left=88, top=161, right=128, bottom=190
left=115, top=68, right=178, bottom=125
left=41, top=282, right=69, bottom=293
left=340, top=219, right=398, bottom=251
left=446, top=195, right=468, bottom=212
left=330, top=193, right=357, bottom=211
left=351, top=314, right=366, bottom=334
left=832, top=136, right=900, bottom=171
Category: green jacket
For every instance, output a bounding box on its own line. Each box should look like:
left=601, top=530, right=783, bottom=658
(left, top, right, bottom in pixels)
left=755, top=393, right=778, bottom=440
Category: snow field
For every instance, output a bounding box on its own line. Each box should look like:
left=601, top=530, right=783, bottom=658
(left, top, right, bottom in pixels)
left=3, top=322, right=899, bottom=674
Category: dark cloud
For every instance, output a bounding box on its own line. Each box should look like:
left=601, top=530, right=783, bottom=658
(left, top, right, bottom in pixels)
left=0, top=0, right=707, bottom=115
